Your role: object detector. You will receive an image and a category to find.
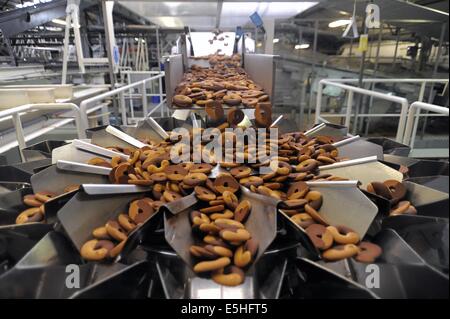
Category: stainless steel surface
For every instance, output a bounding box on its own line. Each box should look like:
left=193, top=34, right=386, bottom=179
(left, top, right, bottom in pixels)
left=305, top=181, right=378, bottom=238
left=72, top=139, right=129, bottom=160
left=89, top=126, right=138, bottom=150
left=243, top=53, right=276, bottom=99
left=105, top=125, right=147, bottom=148
left=319, top=156, right=404, bottom=189
left=31, top=164, right=108, bottom=194
left=403, top=181, right=449, bottom=208
left=82, top=184, right=150, bottom=195
left=56, top=160, right=112, bottom=176
left=52, top=143, right=110, bottom=164
left=304, top=123, right=348, bottom=138
left=164, top=186, right=278, bottom=271
left=337, top=139, right=384, bottom=160
left=164, top=54, right=184, bottom=108
left=165, top=53, right=276, bottom=109
left=146, top=117, right=170, bottom=140
left=57, top=191, right=145, bottom=252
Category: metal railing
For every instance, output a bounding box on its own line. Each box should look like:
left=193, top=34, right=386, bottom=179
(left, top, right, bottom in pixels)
left=403, top=101, right=449, bottom=147
left=121, top=70, right=167, bottom=123
left=0, top=103, right=82, bottom=161
left=315, top=78, right=448, bottom=144
left=315, top=79, right=410, bottom=142
left=79, top=72, right=165, bottom=137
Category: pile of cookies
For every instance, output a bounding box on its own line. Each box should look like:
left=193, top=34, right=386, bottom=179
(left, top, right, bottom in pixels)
left=189, top=173, right=258, bottom=286
left=172, top=54, right=269, bottom=108
left=366, top=179, right=417, bottom=216
left=15, top=185, right=79, bottom=225
left=249, top=178, right=383, bottom=264
left=80, top=197, right=156, bottom=261
left=306, top=224, right=382, bottom=263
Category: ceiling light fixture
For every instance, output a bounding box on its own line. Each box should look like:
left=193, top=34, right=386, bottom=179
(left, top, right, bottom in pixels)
left=328, top=19, right=352, bottom=28
left=295, top=43, right=310, bottom=50
left=273, top=38, right=279, bottom=43
left=51, top=18, right=67, bottom=26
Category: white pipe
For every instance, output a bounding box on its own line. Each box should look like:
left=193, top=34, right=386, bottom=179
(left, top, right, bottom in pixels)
left=403, top=101, right=449, bottom=146
left=79, top=73, right=165, bottom=135
left=0, top=103, right=83, bottom=162
left=325, top=78, right=448, bottom=84
left=318, top=80, right=410, bottom=142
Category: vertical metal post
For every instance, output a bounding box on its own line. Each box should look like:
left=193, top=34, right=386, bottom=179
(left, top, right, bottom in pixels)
left=353, top=20, right=369, bottom=135
left=156, top=27, right=162, bottom=71
left=101, top=104, right=110, bottom=126
left=128, top=73, right=135, bottom=120
left=255, top=27, right=258, bottom=53
left=364, top=24, right=383, bottom=136
left=102, top=1, right=118, bottom=121
left=345, top=91, right=354, bottom=128
left=71, top=7, right=86, bottom=74
left=142, top=81, right=148, bottom=117
left=307, top=20, right=319, bottom=123
left=392, top=27, right=400, bottom=67
left=61, top=14, right=71, bottom=84
left=315, top=81, right=323, bottom=124
left=159, top=76, right=164, bottom=117
left=119, top=92, right=127, bottom=125
left=409, top=81, right=427, bottom=147
left=420, top=22, right=447, bottom=139
left=11, top=113, right=26, bottom=162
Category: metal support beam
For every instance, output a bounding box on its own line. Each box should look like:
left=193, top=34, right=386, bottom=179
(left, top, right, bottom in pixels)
left=420, top=22, right=448, bottom=140
left=0, top=0, right=67, bottom=37
left=215, top=0, right=223, bottom=29
left=101, top=1, right=119, bottom=121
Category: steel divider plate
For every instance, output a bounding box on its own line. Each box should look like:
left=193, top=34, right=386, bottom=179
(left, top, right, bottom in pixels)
left=366, top=137, right=411, bottom=156
left=318, top=229, right=448, bottom=298
left=57, top=190, right=151, bottom=253
left=305, top=181, right=378, bottom=238
left=153, top=239, right=291, bottom=299
left=52, top=143, right=110, bottom=164
left=163, top=186, right=278, bottom=296
left=382, top=215, right=449, bottom=272
left=31, top=164, right=109, bottom=194
left=0, top=261, right=141, bottom=298
left=106, top=125, right=147, bottom=149
left=408, top=159, right=449, bottom=178
left=0, top=187, right=32, bottom=215
left=319, top=156, right=404, bottom=189
left=294, top=257, right=378, bottom=299
left=89, top=126, right=138, bottom=150
left=382, top=154, right=419, bottom=168
left=337, top=139, right=384, bottom=160
left=0, top=182, right=30, bottom=193
left=404, top=180, right=449, bottom=209
left=124, top=118, right=169, bottom=143
left=277, top=211, right=320, bottom=260
left=164, top=187, right=278, bottom=268
left=15, top=231, right=81, bottom=269
left=405, top=175, right=449, bottom=194
left=69, top=260, right=150, bottom=299
left=0, top=223, right=53, bottom=272
left=304, top=123, right=348, bottom=138
left=0, top=165, right=32, bottom=183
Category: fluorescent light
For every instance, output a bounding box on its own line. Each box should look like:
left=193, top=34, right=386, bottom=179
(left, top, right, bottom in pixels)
left=52, top=19, right=67, bottom=26
left=16, top=0, right=52, bottom=8
left=256, top=42, right=263, bottom=48
left=329, top=19, right=352, bottom=28
left=295, top=43, right=310, bottom=50
left=273, top=38, right=279, bottom=43
left=339, top=11, right=349, bottom=15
